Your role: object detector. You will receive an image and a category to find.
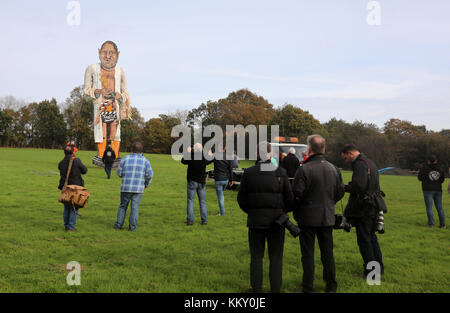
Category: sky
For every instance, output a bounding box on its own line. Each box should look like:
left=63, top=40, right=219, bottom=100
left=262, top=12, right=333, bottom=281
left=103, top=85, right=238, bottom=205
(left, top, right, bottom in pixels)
left=0, top=0, right=449, bottom=131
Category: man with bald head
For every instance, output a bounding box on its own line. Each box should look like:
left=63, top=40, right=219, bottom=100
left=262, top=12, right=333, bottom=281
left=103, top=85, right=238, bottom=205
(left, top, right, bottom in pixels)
left=293, top=135, right=345, bottom=293
left=84, top=40, right=132, bottom=158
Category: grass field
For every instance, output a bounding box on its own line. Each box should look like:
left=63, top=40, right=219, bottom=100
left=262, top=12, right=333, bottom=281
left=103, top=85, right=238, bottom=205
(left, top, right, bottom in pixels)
left=0, top=148, right=449, bottom=293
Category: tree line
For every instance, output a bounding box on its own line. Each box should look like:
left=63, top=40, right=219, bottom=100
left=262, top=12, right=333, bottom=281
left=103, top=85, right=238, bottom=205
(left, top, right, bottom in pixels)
left=1, top=88, right=449, bottom=173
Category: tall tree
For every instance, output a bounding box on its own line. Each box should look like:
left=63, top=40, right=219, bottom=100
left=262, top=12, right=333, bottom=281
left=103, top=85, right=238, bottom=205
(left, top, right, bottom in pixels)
left=0, top=109, right=13, bottom=146
left=120, top=107, right=145, bottom=152
left=64, top=86, right=94, bottom=150
left=269, top=104, right=325, bottom=141
left=142, top=114, right=181, bottom=154
left=187, top=89, right=275, bottom=129
left=34, top=99, right=67, bottom=148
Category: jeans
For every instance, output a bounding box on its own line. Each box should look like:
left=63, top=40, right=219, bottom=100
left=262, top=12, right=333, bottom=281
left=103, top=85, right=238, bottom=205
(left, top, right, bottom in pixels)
left=248, top=226, right=285, bottom=293
left=214, top=180, right=228, bottom=216
left=63, top=203, right=78, bottom=231
left=114, top=192, right=143, bottom=231
left=423, top=191, right=445, bottom=226
left=186, top=181, right=208, bottom=223
left=299, top=226, right=337, bottom=293
left=104, top=163, right=113, bottom=178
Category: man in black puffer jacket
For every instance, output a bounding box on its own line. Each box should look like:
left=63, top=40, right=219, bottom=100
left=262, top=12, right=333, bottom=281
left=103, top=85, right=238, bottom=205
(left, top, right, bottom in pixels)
left=293, top=135, right=345, bottom=293
left=237, top=142, right=294, bottom=293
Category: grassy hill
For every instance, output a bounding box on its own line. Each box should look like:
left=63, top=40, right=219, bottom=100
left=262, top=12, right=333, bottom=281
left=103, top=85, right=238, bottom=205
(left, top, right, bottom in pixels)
left=0, top=148, right=448, bottom=292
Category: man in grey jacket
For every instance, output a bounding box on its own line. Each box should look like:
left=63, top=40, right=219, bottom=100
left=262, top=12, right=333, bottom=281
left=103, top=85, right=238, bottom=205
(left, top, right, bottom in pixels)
left=293, top=135, right=345, bottom=293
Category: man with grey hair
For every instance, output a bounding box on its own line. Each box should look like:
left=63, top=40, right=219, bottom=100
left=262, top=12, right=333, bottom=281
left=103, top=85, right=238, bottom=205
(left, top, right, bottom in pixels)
left=281, top=147, right=300, bottom=182
left=293, top=134, right=345, bottom=293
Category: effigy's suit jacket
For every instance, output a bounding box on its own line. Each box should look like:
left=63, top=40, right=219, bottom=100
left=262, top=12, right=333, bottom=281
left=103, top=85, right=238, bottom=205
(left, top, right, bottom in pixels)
left=83, top=63, right=131, bottom=143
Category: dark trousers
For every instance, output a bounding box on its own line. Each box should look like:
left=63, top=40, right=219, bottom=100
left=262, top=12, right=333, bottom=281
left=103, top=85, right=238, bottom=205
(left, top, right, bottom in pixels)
left=248, top=226, right=285, bottom=293
left=104, top=163, right=113, bottom=178
left=299, top=226, right=337, bottom=293
left=354, top=216, right=384, bottom=275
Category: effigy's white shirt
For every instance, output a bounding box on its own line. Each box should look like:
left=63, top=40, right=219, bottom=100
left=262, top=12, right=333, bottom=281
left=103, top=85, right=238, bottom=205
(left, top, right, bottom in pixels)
left=84, top=63, right=131, bottom=143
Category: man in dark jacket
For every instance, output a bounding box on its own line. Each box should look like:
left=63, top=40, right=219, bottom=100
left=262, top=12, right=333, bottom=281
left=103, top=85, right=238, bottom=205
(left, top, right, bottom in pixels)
left=181, top=143, right=214, bottom=225
left=340, top=144, right=384, bottom=277
left=237, top=142, right=294, bottom=293
left=281, top=147, right=300, bottom=183
left=293, top=135, right=345, bottom=293
left=418, top=155, right=446, bottom=228
left=102, top=142, right=116, bottom=179
left=58, top=145, right=88, bottom=232
left=213, top=144, right=234, bottom=216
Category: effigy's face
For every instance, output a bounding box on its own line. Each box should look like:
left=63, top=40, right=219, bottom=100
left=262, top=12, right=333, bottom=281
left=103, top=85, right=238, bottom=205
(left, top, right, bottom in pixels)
left=99, top=43, right=119, bottom=70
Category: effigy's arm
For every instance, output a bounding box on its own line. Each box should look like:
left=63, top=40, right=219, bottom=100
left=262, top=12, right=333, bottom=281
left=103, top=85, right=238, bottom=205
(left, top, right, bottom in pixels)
left=83, top=65, right=100, bottom=99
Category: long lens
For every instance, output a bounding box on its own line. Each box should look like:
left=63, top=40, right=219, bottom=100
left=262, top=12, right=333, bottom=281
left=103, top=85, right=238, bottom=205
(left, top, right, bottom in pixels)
left=285, top=220, right=301, bottom=237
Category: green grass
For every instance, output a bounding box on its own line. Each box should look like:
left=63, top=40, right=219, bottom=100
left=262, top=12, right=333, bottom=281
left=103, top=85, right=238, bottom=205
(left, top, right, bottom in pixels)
left=0, top=148, right=449, bottom=293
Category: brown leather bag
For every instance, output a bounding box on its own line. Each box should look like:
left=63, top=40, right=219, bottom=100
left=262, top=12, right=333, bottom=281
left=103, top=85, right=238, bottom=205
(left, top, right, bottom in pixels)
left=58, top=157, right=91, bottom=210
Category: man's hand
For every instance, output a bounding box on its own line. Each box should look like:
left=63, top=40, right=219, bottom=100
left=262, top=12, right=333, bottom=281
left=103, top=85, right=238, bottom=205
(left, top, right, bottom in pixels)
left=228, top=181, right=234, bottom=187
left=95, top=88, right=113, bottom=98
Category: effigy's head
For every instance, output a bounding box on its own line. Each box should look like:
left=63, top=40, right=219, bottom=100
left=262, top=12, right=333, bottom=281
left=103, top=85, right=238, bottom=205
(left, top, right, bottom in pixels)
left=98, top=41, right=119, bottom=70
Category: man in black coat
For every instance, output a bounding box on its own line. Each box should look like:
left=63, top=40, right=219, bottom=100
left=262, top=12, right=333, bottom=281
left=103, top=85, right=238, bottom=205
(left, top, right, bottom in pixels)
left=340, top=144, right=384, bottom=277
left=293, top=135, right=345, bottom=293
left=281, top=147, right=300, bottom=183
left=237, top=142, right=294, bottom=293
left=102, top=142, right=116, bottom=179
left=58, top=145, right=88, bottom=232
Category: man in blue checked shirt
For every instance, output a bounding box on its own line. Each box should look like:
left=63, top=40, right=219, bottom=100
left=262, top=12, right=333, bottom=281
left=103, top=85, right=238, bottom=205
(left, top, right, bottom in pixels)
left=114, top=142, right=153, bottom=231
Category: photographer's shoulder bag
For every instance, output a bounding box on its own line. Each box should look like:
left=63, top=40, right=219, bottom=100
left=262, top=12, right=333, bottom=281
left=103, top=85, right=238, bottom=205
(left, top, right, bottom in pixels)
left=359, top=158, right=388, bottom=214
left=58, top=157, right=91, bottom=211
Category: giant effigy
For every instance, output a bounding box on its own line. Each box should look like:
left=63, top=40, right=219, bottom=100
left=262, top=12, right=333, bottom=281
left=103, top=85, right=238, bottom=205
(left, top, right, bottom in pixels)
left=83, top=41, right=131, bottom=165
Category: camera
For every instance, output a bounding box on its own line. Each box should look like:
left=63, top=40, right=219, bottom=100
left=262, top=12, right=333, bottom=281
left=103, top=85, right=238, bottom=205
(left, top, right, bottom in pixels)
left=334, top=214, right=352, bottom=232
left=376, top=211, right=385, bottom=234
left=275, top=213, right=301, bottom=237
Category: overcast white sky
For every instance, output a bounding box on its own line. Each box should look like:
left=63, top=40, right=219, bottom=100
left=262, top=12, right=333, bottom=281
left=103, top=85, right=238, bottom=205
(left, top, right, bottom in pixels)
left=0, top=0, right=449, bottom=131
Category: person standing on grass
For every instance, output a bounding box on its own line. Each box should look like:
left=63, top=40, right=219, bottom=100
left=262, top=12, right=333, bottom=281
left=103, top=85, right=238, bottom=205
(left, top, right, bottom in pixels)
left=237, top=141, right=294, bottom=293
left=292, top=135, right=345, bottom=293
left=114, top=142, right=153, bottom=231
left=102, top=141, right=116, bottom=179
left=181, top=143, right=214, bottom=226
left=280, top=147, right=300, bottom=185
left=213, top=144, right=234, bottom=216
left=340, top=144, right=384, bottom=278
left=418, top=155, right=446, bottom=228
left=58, top=145, right=88, bottom=232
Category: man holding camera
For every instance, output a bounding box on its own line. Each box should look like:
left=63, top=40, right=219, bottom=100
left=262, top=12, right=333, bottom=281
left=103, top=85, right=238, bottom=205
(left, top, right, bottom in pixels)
left=293, top=135, right=345, bottom=293
left=340, top=144, right=384, bottom=278
left=237, top=142, right=294, bottom=293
